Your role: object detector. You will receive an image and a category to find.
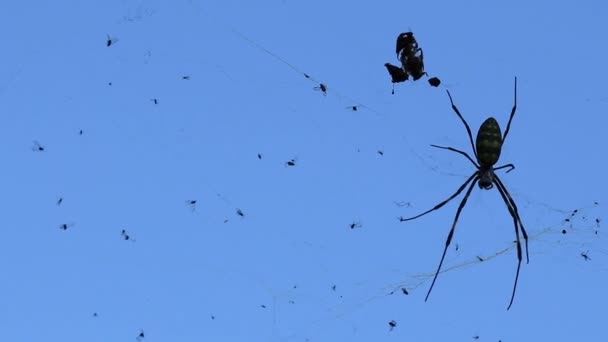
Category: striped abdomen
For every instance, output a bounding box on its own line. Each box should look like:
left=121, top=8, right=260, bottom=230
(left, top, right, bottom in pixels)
left=476, top=117, right=503, bottom=166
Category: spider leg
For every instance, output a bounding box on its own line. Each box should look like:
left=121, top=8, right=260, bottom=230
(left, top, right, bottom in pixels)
left=493, top=176, right=524, bottom=310
left=430, top=144, right=479, bottom=168
left=493, top=163, right=515, bottom=173
left=400, top=172, right=479, bottom=221
left=425, top=176, right=479, bottom=302
left=501, top=77, right=517, bottom=145
left=446, top=90, right=478, bottom=161
left=494, top=176, right=529, bottom=264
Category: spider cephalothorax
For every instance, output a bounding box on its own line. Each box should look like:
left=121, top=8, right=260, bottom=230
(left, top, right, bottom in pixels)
left=401, top=77, right=529, bottom=310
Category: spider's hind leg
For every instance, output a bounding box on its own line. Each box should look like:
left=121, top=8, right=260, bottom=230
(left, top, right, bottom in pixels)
left=425, top=176, right=479, bottom=302
left=493, top=175, right=528, bottom=310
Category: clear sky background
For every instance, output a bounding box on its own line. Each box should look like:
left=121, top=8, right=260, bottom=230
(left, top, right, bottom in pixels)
left=0, top=0, right=606, bottom=341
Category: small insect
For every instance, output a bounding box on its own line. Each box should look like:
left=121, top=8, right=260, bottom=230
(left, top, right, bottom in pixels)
left=59, top=223, right=75, bottom=230
left=31, top=140, right=45, bottom=152
left=257, top=153, right=262, bottom=159
left=562, top=229, right=567, bottom=234
left=596, top=218, right=601, bottom=227
left=581, top=250, right=591, bottom=261
left=393, top=201, right=411, bottom=208
left=346, top=105, right=359, bottom=111
left=57, top=197, right=63, bottom=205
left=106, top=34, right=118, bottom=47
left=285, top=158, right=296, bottom=167
left=260, top=304, right=266, bottom=308
left=331, top=285, right=336, bottom=291
left=136, top=329, right=145, bottom=341
left=313, top=83, right=327, bottom=95
left=401, top=288, right=409, bottom=295
left=236, top=208, right=245, bottom=217
left=186, top=200, right=197, bottom=212
left=476, top=256, right=484, bottom=262
left=473, top=336, right=480, bottom=340
left=182, top=76, right=190, bottom=80
left=388, top=320, right=397, bottom=331
left=150, top=98, right=158, bottom=105
left=377, top=150, right=384, bottom=156
left=428, top=77, right=441, bottom=87
left=349, top=221, right=362, bottom=229
left=121, top=229, right=133, bottom=241
left=79, top=129, right=83, bottom=135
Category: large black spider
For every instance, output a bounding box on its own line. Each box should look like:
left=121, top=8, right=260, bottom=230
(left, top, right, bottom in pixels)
left=401, top=77, right=529, bottom=310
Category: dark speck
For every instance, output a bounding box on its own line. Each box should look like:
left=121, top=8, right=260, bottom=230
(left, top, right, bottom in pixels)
left=388, top=320, right=397, bottom=331
left=428, top=77, right=441, bottom=87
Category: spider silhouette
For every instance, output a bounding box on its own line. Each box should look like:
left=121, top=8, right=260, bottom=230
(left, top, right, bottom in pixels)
left=400, top=77, right=528, bottom=310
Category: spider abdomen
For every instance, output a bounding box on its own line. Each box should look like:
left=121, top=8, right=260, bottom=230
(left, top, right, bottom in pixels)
left=476, top=117, right=503, bottom=166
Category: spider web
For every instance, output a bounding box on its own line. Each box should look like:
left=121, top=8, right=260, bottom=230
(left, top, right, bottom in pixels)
left=173, top=5, right=607, bottom=340
left=250, top=200, right=605, bottom=341
left=60, top=2, right=605, bottom=341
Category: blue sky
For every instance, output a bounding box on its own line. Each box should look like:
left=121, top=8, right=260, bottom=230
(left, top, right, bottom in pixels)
left=1, top=0, right=606, bottom=341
